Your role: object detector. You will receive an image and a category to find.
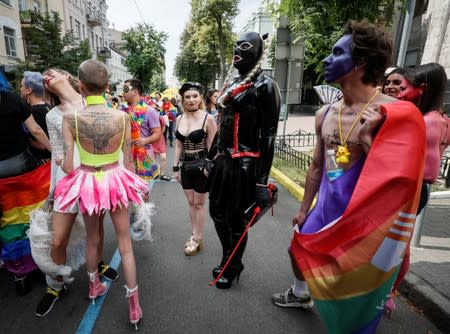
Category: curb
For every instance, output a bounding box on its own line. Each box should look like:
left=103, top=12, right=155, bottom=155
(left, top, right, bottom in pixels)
left=400, top=271, right=450, bottom=333
left=270, top=166, right=305, bottom=202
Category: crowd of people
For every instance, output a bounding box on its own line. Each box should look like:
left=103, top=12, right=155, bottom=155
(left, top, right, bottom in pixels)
left=0, top=18, right=448, bottom=333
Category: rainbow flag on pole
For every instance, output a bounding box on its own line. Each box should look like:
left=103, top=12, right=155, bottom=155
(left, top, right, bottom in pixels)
left=291, top=101, right=425, bottom=333
left=0, top=162, right=50, bottom=276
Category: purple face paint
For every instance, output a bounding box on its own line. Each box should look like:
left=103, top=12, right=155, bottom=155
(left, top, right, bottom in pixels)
left=323, top=35, right=354, bottom=83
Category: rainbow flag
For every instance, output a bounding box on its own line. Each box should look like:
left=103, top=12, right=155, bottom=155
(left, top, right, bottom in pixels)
left=291, top=101, right=425, bottom=334
left=0, top=162, right=50, bottom=276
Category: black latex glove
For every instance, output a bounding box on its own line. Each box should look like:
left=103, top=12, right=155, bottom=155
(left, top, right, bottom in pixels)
left=203, top=159, right=213, bottom=176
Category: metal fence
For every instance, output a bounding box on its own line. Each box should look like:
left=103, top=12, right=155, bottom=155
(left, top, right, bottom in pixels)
left=275, top=131, right=314, bottom=170
left=275, top=130, right=316, bottom=148
left=275, top=132, right=450, bottom=187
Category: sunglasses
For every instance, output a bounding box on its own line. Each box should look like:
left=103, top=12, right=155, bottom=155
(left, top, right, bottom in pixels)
left=123, top=85, right=133, bottom=93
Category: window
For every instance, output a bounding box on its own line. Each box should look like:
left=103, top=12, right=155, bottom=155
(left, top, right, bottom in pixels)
left=3, top=27, right=17, bottom=57
left=33, top=1, right=41, bottom=12
left=82, top=24, right=85, bottom=39
left=0, top=0, right=12, bottom=6
left=90, top=31, right=94, bottom=49
left=19, top=0, right=26, bottom=11
left=75, top=20, right=81, bottom=39
left=70, top=16, right=73, bottom=31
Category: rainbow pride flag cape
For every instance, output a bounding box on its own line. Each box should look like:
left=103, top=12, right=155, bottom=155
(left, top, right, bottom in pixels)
left=291, top=101, right=425, bottom=334
left=0, top=162, right=50, bottom=276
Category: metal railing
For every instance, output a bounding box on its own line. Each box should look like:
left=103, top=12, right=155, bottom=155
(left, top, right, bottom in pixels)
left=275, top=133, right=450, bottom=186
left=275, top=130, right=316, bottom=149
left=274, top=141, right=313, bottom=170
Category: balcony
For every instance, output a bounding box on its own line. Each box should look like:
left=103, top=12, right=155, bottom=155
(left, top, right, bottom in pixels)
left=86, top=13, right=102, bottom=27
left=19, top=10, right=40, bottom=26
left=97, top=47, right=111, bottom=58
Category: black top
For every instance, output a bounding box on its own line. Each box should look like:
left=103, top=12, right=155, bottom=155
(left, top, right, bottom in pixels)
left=31, top=103, right=50, bottom=136
left=216, top=72, right=281, bottom=184
left=28, top=103, right=51, bottom=160
left=0, top=91, right=32, bottom=160
left=175, top=113, right=208, bottom=150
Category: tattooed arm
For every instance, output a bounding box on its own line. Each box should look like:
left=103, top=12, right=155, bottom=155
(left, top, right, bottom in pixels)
left=122, top=115, right=135, bottom=172
left=61, top=113, right=75, bottom=174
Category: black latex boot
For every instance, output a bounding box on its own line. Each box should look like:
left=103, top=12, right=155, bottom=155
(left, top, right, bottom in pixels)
left=211, top=212, right=233, bottom=279
left=215, top=263, right=245, bottom=289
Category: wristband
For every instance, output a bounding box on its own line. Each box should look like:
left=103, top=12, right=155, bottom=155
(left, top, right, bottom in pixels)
left=172, top=166, right=180, bottom=172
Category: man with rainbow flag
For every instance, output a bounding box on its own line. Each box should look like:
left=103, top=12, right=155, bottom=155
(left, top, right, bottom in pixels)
left=271, top=20, right=426, bottom=333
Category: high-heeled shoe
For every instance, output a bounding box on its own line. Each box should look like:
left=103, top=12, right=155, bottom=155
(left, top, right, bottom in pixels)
left=125, top=285, right=143, bottom=330
left=212, top=265, right=222, bottom=279
left=215, top=263, right=244, bottom=289
left=88, top=271, right=107, bottom=305
left=184, top=236, right=203, bottom=256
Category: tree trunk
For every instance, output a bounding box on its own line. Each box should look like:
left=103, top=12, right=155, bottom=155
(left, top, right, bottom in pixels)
left=216, top=16, right=226, bottom=87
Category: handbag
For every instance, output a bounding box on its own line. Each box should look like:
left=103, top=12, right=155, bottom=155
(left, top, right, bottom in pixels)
left=182, top=158, right=206, bottom=176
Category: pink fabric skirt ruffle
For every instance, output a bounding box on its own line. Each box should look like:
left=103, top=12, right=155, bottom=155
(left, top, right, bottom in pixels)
left=54, top=165, right=149, bottom=215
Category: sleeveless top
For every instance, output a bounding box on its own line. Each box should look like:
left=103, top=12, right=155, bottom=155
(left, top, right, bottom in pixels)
left=175, top=113, right=208, bottom=151
left=75, top=111, right=125, bottom=167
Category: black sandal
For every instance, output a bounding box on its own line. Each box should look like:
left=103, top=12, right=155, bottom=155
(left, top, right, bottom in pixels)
left=160, top=175, right=171, bottom=181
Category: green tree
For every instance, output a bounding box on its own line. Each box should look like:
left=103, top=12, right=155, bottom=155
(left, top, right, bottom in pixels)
left=121, top=23, right=168, bottom=91
left=191, top=0, right=238, bottom=86
left=175, top=20, right=221, bottom=89
left=271, top=0, right=405, bottom=84
left=149, top=73, right=167, bottom=94
left=19, top=11, right=91, bottom=75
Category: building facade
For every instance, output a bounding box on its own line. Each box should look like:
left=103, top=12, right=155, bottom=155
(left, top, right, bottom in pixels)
left=0, top=0, right=131, bottom=91
left=0, top=0, right=26, bottom=74
left=392, top=0, right=450, bottom=112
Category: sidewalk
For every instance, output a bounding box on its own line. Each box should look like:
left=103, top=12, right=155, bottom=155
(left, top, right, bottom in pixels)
left=271, top=167, right=450, bottom=333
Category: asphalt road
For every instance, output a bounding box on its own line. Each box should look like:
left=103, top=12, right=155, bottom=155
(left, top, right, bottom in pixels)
left=0, top=143, right=443, bottom=334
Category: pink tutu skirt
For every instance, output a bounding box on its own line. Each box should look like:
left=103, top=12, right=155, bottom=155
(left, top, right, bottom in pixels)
left=54, top=164, right=149, bottom=215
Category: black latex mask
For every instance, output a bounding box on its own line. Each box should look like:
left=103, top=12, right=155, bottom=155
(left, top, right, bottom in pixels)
left=233, top=32, right=263, bottom=76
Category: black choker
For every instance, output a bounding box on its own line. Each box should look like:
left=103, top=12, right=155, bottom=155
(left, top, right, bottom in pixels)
left=188, top=109, right=199, bottom=112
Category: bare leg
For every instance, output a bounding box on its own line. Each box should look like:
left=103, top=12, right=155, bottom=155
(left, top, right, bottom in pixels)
left=191, top=191, right=207, bottom=240
left=50, top=212, right=77, bottom=279
left=159, top=152, right=167, bottom=176
left=83, top=214, right=101, bottom=273
left=110, top=207, right=136, bottom=288
left=183, top=189, right=195, bottom=235
left=98, top=213, right=105, bottom=263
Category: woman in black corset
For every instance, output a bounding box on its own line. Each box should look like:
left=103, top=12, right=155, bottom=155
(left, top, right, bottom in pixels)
left=173, top=82, right=217, bottom=256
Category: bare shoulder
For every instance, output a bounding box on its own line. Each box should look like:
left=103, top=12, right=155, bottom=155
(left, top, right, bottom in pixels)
left=315, top=102, right=337, bottom=128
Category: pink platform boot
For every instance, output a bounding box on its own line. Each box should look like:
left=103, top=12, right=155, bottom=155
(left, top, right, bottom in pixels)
left=125, top=285, right=143, bottom=330
left=88, top=271, right=107, bottom=305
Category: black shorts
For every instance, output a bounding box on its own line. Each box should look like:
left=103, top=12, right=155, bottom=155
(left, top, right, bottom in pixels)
left=181, top=166, right=208, bottom=193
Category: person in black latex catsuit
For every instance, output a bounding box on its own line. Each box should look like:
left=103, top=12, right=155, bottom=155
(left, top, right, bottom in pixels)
left=208, top=32, right=281, bottom=289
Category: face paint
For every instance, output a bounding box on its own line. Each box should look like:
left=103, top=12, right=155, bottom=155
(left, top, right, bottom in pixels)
left=233, top=32, right=263, bottom=75
left=383, top=73, right=404, bottom=98
left=323, top=35, right=354, bottom=83
left=397, top=78, right=422, bottom=105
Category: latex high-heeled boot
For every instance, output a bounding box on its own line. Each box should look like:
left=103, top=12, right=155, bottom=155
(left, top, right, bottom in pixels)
left=212, top=265, right=222, bottom=279
left=88, top=271, right=107, bottom=305
left=215, top=263, right=244, bottom=289
left=125, top=285, right=143, bottom=330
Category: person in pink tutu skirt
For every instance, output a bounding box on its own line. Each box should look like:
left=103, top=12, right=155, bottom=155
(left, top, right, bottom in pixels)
left=54, top=60, right=147, bottom=329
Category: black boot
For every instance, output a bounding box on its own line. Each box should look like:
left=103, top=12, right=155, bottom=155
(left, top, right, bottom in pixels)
left=14, top=274, right=32, bottom=296
left=215, top=263, right=244, bottom=289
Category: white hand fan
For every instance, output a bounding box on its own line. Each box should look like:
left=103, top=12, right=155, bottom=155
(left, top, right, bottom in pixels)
left=314, top=85, right=343, bottom=104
